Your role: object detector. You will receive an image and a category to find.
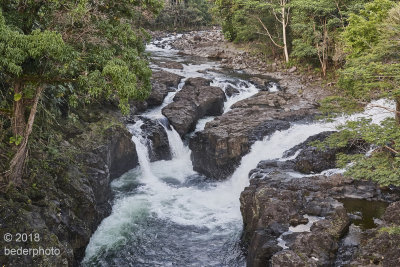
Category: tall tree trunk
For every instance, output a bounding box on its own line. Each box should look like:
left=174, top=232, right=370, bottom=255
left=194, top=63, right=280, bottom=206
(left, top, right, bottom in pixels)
left=7, top=85, right=44, bottom=185
left=322, top=19, right=328, bottom=77
left=282, top=5, right=289, bottom=63
left=396, top=96, right=400, bottom=125
left=12, top=81, right=26, bottom=137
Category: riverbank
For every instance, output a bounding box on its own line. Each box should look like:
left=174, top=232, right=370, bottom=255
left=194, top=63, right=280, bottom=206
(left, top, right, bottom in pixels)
left=148, top=30, right=400, bottom=266
left=2, top=30, right=399, bottom=267
left=0, top=106, right=138, bottom=266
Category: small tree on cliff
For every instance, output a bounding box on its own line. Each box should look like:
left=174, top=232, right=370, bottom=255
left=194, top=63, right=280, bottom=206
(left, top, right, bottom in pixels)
left=0, top=0, right=162, bottom=185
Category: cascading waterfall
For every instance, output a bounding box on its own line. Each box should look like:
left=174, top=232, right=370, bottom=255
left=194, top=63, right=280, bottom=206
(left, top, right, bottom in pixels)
left=82, top=34, right=395, bottom=267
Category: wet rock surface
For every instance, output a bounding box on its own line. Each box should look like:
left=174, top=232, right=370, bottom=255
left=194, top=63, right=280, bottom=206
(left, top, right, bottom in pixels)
left=129, top=70, right=183, bottom=114
left=0, top=116, right=138, bottom=267
left=171, top=29, right=332, bottom=103
left=240, top=168, right=399, bottom=267
left=138, top=117, right=172, bottom=162
left=349, top=201, right=400, bottom=266
left=148, top=70, right=182, bottom=106
left=162, top=77, right=226, bottom=136
left=189, top=91, right=317, bottom=179
left=282, top=131, right=369, bottom=174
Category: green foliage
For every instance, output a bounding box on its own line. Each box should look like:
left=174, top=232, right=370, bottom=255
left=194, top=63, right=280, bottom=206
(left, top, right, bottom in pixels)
left=213, top=0, right=285, bottom=59
left=317, top=118, right=400, bottom=186
left=341, top=0, right=395, bottom=58
left=9, top=135, right=22, bottom=146
left=339, top=1, right=400, bottom=100
left=0, top=0, right=163, bottom=117
left=380, top=226, right=400, bottom=235
left=151, top=0, right=213, bottom=30
left=213, top=0, right=237, bottom=41
left=319, top=96, right=363, bottom=115
left=0, top=0, right=163, bottom=176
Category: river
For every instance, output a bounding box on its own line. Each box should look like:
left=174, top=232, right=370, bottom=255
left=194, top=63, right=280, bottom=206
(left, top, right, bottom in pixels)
left=81, top=34, right=394, bottom=267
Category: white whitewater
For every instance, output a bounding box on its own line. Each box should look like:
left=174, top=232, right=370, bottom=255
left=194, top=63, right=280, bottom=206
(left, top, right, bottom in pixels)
left=83, top=35, right=395, bottom=266
left=84, top=98, right=394, bottom=264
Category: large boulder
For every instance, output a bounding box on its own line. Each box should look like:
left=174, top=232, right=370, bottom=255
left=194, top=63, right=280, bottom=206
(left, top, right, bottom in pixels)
left=240, top=151, right=400, bottom=267
left=162, top=77, right=226, bottom=136
left=189, top=91, right=316, bottom=179
left=240, top=171, right=394, bottom=267
left=350, top=201, right=400, bottom=266
left=138, top=117, right=172, bottom=162
left=282, top=131, right=368, bottom=174
left=129, top=70, right=183, bottom=115
left=147, top=70, right=183, bottom=107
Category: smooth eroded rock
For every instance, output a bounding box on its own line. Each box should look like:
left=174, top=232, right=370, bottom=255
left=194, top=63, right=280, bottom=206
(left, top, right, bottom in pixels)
left=162, top=77, right=225, bottom=136
left=189, top=91, right=316, bottom=179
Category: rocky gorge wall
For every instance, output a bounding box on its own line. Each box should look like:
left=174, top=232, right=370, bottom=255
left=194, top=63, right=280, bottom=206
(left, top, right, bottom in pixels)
left=0, top=111, right=138, bottom=267
left=0, top=69, right=184, bottom=267
left=240, top=132, right=400, bottom=267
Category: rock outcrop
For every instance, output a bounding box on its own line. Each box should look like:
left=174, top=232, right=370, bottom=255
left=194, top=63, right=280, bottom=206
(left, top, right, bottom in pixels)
left=0, top=113, right=138, bottom=267
left=240, top=167, right=399, bottom=267
left=148, top=70, right=183, bottom=107
left=240, top=131, right=400, bottom=267
left=130, top=70, right=183, bottom=114
left=281, top=131, right=369, bottom=174
left=349, top=201, right=400, bottom=266
left=139, top=117, right=172, bottom=162
left=189, top=91, right=317, bottom=179
left=162, top=77, right=226, bottom=136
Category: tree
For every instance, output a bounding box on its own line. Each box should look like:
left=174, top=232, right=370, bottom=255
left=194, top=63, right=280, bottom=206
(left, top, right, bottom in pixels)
left=320, top=1, right=400, bottom=186
left=339, top=0, right=399, bottom=119
left=217, top=0, right=291, bottom=61
left=291, top=0, right=345, bottom=76
left=0, top=0, right=162, bottom=185
left=254, top=0, right=290, bottom=63
left=214, top=0, right=237, bottom=41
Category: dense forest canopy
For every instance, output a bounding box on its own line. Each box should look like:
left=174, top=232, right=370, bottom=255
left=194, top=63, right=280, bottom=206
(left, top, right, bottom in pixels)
left=214, top=0, right=400, bottom=185
left=0, top=0, right=162, bottom=184
left=0, top=0, right=399, bottom=187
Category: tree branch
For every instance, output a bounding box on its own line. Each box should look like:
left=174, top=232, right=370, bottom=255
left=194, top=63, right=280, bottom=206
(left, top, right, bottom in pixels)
left=255, top=16, right=284, bottom=49
left=385, top=145, right=399, bottom=154
left=361, top=102, right=400, bottom=116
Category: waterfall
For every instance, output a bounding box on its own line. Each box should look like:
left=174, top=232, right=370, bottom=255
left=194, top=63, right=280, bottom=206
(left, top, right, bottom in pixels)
left=127, top=120, right=156, bottom=180
left=82, top=33, right=396, bottom=267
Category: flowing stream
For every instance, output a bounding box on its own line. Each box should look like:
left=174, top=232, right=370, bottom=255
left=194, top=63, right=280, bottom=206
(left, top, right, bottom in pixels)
left=82, top=34, right=394, bottom=266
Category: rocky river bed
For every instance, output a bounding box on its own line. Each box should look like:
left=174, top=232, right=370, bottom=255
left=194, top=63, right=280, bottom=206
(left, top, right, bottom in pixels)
left=78, top=31, right=400, bottom=267
left=1, top=29, right=398, bottom=267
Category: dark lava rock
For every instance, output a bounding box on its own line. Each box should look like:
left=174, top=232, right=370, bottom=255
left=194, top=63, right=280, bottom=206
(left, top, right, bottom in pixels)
left=139, top=117, right=172, bottom=162
left=129, top=70, right=183, bottom=115
left=162, top=77, right=226, bottom=136
left=189, top=91, right=316, bottom=179
left=240, top=174, right=351, bottom=267
left=283, top=131, right=369, bottom=174
left=240, top=160, right=400, bottom=267
left=350, top=201, right=400, bottom=266
left=250, top=78, right=281, bottom=92
left=0, top=119, right=138, bottom=267
left=225, top=85, right=240, bottom=97
left=148, top=70, right=183, bottom=107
